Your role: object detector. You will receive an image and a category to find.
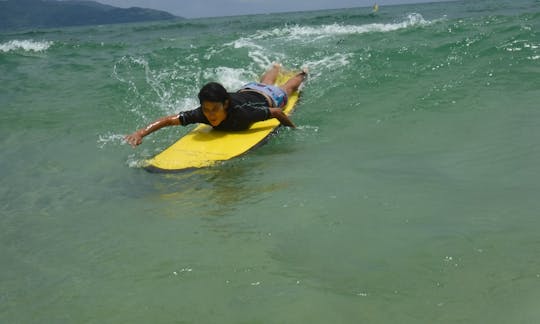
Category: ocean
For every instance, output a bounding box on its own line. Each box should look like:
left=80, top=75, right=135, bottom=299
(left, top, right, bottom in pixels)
left=1, top=0, right=540, bottom=322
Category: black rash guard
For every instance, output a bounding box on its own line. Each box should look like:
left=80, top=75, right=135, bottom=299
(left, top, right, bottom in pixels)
left=178, top=92, right=271, bottom=131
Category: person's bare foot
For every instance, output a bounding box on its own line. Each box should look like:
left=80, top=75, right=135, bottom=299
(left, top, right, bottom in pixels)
left=270, top=62, right=282, bottom=73
left=298, top=67, right=309, bottom=79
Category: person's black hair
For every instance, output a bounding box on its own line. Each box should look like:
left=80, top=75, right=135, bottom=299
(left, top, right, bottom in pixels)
left=198, top=82, right=230, bottom=105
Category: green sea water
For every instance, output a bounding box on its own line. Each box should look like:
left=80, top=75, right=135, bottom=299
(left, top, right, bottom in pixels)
left=2, top=0, right=540, bottom=322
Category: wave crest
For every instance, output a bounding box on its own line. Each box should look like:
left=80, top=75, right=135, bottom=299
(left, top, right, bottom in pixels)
left=253, top=13, right=430, bottom=40
left=0, top=39, right=53, bottom=53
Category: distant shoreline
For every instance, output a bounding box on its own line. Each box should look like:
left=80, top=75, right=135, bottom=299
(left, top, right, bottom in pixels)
left=0, top=0, right=182, bottom=31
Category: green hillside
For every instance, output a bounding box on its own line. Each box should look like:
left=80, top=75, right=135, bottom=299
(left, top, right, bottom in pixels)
left=0, top=0, right=181, bottom=30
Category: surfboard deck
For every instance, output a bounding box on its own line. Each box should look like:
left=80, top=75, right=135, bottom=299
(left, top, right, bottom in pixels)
left=144, top=72, right=301, bottom=172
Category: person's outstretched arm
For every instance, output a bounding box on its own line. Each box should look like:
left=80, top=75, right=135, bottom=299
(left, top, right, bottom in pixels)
left=125, top=114, right=180, bottom=148
left=269, top=108, right=296, bottom=128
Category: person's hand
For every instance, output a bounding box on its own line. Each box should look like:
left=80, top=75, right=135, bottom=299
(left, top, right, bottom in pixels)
left=269, top=108, right=296, bottom=128
left=124, top=131, right=143, bottom=148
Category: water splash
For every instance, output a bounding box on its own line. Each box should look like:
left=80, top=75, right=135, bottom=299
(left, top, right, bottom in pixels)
left=97, top=133, right=126, bottom=149
left=202, top=66, right=255, bottom=90
left=112, top=55, right=198, bottom=119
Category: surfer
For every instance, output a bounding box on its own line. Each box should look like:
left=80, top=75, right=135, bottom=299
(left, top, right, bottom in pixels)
left=125, top=63, right=307, bottom=148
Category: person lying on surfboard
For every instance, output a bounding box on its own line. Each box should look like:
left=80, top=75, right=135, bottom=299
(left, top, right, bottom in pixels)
left=125, top=63, right=308, bottom=148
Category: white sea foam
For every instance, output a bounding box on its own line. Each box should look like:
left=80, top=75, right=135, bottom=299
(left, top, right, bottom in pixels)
left=305, top=53, right=353, bottom=73
left=226, top=13, right=428, bottom=72
left=248, top=13, right=430, bottom=41
left=203, top=66, right=254, bottom=90
left=97, top=133, right=126, bottom=149
left=224, top=38, right=277, bottom=69
left=126, top=154, right=148, bottom=169
left=175, top=97, right=199, bottom=112
left=0, top=39, right=53, bottom=53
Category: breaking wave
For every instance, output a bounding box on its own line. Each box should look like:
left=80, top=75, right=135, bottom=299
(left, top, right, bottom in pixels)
left=0, top=39, right=53, bottom=53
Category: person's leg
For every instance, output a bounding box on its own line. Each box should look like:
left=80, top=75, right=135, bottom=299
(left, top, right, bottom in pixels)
left=259, top=63, right=281, bottom=84
left=280, top=68, right=308, bottom=97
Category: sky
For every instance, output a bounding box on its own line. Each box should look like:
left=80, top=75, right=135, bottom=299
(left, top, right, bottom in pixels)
left=91, top=0, right=448, bottom=18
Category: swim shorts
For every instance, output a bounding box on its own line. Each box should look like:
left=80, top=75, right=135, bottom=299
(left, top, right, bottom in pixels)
left=239, top=82, right=288, bottom=108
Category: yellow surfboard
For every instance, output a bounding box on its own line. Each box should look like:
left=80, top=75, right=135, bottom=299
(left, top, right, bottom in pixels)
left=144, top=72, right=301, bottom=172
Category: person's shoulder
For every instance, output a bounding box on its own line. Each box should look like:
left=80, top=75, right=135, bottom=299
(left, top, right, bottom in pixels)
left=179, top=106, right=206, bottom=125
left=228, top=93, right=249, bottom=109
left=229, top=92, right=244, bottom=102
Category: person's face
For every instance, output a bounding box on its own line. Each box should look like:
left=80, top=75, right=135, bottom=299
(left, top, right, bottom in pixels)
left=202, top=100, right=228, bottom=126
